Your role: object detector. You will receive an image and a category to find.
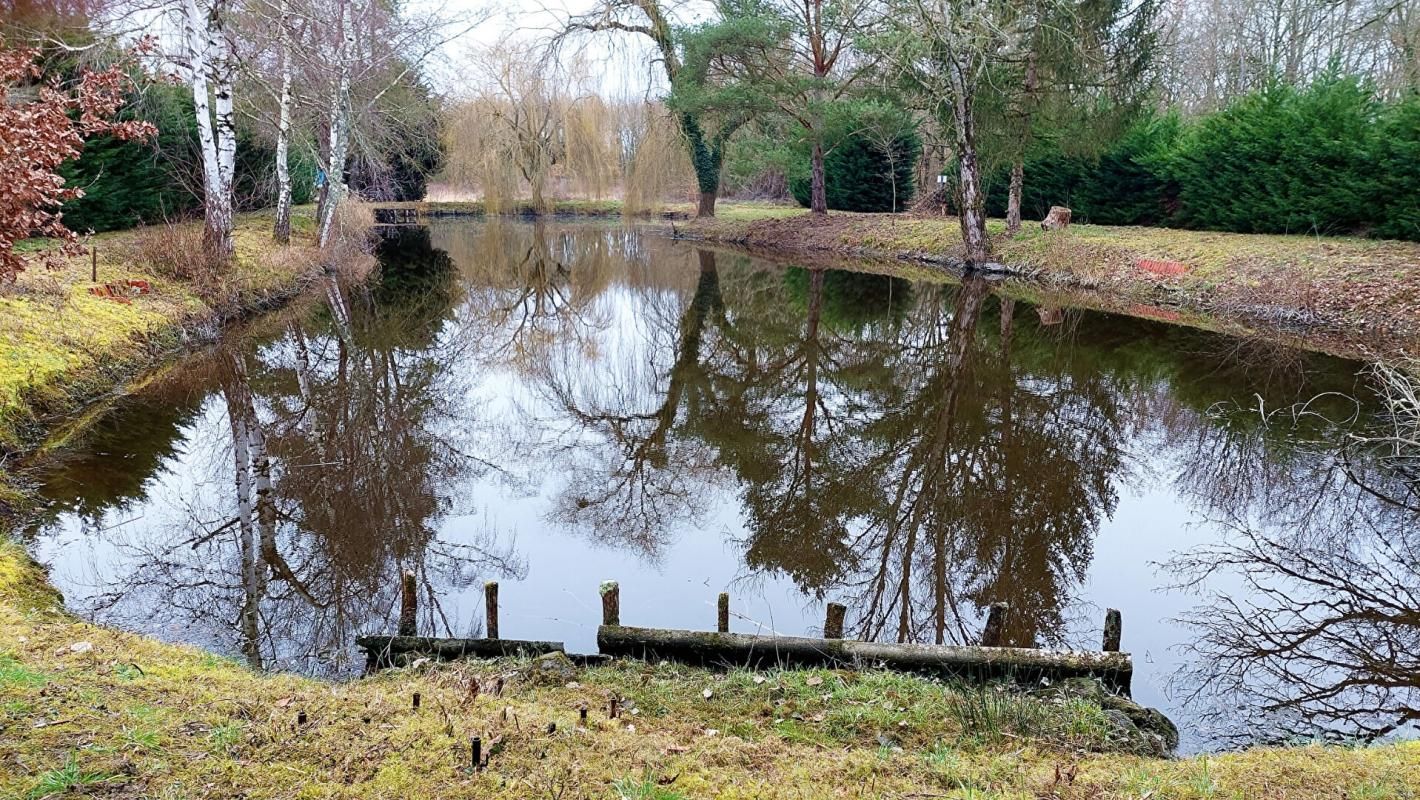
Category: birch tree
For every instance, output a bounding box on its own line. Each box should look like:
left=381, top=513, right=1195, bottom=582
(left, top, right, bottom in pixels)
left=182, top=0, right=238, bottom=258
left=300, top=0, right=478, bottom=246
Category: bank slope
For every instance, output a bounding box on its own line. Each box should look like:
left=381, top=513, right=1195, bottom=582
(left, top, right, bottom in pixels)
left=0, top=208, right=350, bottom=512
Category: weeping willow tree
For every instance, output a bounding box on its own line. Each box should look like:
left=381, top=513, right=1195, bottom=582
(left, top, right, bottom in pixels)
left=441, top=46, right=608, bottom=209
left=442, top=45, right=693, bottom=211
left=621, top=102, right=697, bottom=214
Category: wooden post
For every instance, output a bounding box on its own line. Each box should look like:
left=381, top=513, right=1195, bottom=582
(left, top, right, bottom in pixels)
left=981, top=603, right=1009, bottom=647
left=91, top=246, right=97, bottom=282
left=1103, top=608, right=1122, bottom=652
left=824, top=602, right=846, bottom=639
left=297, top=711, right=307, bottom=726
left=471, top=736, right=481, bottom=772
left=717, top=592, right=730, bottom=633
left=412, top=692, right=421, bottom=710
left=485, top=581, right=499, bottom=640
left=600, top=581, right=620, bottom=627
left=398, top=569, right=417, bottom=636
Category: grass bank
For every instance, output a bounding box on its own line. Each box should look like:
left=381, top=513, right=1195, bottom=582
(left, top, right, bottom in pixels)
left=0, top=207, right=346, bottom=513
left=2, top=540, right=1417, bottom=799
left=671, top=209, right=1420, bottom=359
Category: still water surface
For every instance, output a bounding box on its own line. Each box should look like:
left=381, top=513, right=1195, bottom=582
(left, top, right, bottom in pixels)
left=24, top=221, right=1419, bottom=750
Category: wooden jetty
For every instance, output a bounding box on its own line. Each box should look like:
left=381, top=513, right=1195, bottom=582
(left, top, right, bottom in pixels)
left=358, top=577, right=1134, bottom=695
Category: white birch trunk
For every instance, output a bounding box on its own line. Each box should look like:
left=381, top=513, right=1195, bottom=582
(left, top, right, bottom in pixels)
left=317, top=0, right=356, bottom=247
left=273, top=0, right=294, bottom=244
left=227, top=385, right=261, bottom=668
left=185, top=0, right=237, bottom=260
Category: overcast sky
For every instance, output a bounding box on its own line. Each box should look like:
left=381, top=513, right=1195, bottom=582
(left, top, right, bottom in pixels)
left=420, top=0, right=715, bottom=99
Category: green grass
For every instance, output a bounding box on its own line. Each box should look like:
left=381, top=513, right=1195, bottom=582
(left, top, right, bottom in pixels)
left=26, top=752, right=121, bottom=799
left=0, top=653, right=47, bottom=689
left=613, top=772, right=691, bottom=800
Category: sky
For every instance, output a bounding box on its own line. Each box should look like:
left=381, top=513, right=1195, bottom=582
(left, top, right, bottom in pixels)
left=418, top=0, right=714, bottom=98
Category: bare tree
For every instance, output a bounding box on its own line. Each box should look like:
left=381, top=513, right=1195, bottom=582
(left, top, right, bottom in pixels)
left=560, top=0, right=743, bottom=217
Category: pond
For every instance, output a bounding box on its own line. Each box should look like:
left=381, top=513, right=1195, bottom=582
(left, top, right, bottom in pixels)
left=22, top=220, right=1420, bottom=751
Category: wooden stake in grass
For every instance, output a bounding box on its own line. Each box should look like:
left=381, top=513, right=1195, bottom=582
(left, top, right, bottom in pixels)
left=485, top=581, right=499, bottom=640
left=1103, top=608, right=1122, bottom=652
left=981, top=603, right=1009, bottom=647
left=471, top=736, right=481, bottom=772
left=579, top=704, right=588, bottom=724
left=609, top=696, right=619, bottom=719
left=823, top=602, right=846, bottom=639
left=297, top=711, right=307, bottom=726
left=600, top=580, right=620, bottom=627
left=399, top=569, right=418, bottom=636
left=717, top=592, right=730, bottom=633
left=90, top=246, right=97, bottom=282
left=412, top=692, right=421, bottom=710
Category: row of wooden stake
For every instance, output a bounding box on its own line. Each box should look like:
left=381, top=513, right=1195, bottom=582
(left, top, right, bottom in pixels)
left=400, top=572, right=1124, bottom=653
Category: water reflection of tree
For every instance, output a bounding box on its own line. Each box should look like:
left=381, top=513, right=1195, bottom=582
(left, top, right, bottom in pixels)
left=1169, top=375, right=1420, bottom=742
left=529, top=249, right=735, bottom=556
left=823, top=281, right=1124, bottom=647
left=437, top=220, right=619, bottom=372
left=87, top=230, right=525, bottom=673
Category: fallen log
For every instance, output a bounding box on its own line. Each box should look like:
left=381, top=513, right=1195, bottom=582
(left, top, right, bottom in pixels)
left=597, top=625, right=1132, bottom=695
left=357, top=635, right=565, bottom=671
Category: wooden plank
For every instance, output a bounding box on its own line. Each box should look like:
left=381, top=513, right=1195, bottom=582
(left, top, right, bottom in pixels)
left=357, top=635, right=564, bottom=670
left=597, top=625, right=1133, bottom=695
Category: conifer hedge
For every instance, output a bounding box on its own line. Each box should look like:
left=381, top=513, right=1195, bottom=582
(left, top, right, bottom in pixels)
left=983, top=75, right=1420, bottom=241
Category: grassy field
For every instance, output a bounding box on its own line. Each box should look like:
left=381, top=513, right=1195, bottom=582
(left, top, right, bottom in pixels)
left=1, top=539, right=1417, bottom=799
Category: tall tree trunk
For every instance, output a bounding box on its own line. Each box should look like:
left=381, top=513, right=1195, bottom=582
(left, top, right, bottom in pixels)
left=186, top=0, right=236, bottom=260
left=273, top=0, right=293, bottom=244
left=317, top=0, right=355, bottom=248
left=1005, top=52, right=1037, bottom=237
left=680, top=113, right=724, bottom=219
left=1005, top=160, right=1023, bottom=234
left=810, top=140, right=828, bottom=215
left=945, top=57, right=989, bottom=266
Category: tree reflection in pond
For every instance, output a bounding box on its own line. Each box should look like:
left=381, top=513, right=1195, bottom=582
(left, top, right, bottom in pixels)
left=1169, top=375, right=1420, bottom=743
left=25, top=222, right=1419, bottom=747
left=34, top=230, right=526, bottom=674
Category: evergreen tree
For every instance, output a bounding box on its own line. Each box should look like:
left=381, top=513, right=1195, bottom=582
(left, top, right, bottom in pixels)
left=789, top=127, right=920, bottom=212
